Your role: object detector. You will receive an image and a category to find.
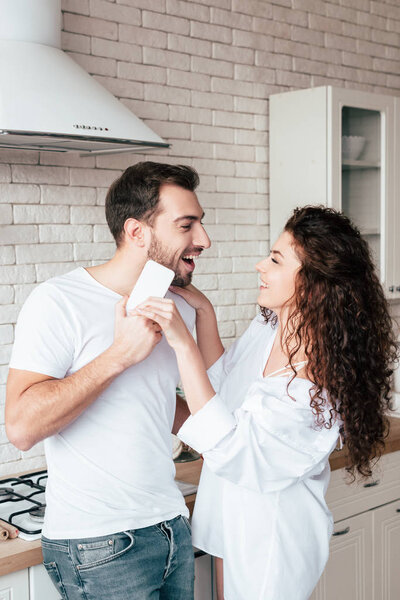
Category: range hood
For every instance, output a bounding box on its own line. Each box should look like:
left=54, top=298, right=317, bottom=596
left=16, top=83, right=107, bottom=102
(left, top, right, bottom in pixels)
left=0, top=0, right=170, bottom=155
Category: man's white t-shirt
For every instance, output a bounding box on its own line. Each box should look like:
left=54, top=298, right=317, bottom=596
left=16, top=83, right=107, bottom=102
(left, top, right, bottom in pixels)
left=9, top=267, right=195, bottom=539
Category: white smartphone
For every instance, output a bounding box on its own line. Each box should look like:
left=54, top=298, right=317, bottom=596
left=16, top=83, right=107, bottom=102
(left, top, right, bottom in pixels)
left=126, top=260, right=175, bottom=312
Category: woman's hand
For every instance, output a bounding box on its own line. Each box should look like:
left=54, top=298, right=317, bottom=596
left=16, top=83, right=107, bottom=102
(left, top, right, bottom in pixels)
left=169, top=284, right=212, bottom=313
left=134, top=297, right=193, bottom=351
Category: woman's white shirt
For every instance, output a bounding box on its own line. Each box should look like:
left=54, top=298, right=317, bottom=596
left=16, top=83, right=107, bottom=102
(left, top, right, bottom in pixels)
left=178, top=314, right=340, bottom=600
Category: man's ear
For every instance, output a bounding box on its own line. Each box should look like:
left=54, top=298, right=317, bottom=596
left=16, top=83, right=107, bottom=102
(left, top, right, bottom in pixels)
left=123, top=218, right=149, bottom=248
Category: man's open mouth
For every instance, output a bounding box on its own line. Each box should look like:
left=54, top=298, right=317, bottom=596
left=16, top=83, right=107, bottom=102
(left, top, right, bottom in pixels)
left=181, top=254, right=200, bottom=272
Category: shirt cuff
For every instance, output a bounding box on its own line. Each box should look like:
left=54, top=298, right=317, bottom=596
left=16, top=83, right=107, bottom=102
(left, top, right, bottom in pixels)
left=177, top=394, right=236, bottom=454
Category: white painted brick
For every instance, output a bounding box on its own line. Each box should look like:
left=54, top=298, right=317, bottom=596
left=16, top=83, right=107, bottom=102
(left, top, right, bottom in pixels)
left=70, top=206, right=106, bottom=224
left=215, top=144, right=255, bottom=162
left=197, top=192, right=236, bottom=209
left=0, top=166, right=11, bottom=183
left=191, top=90, right=233, bottom=111
left=13, top=205, right=69, bottom=224
left=325, top=32, right=357, bottom=52
left=14, top=284, right=37, bottom=304
left=92, top=37, right=141, bottom=61
left=195, top=257, right=232, bottom=274
left=11, top=166, right=69, bottom=185
left=39, top=224, right=93, bottom=243
left=218, top=272, right=258, bottom=289
left=89, top=0, right=140, bottom=25
left=0, top=286, right=13, bottom=305
left=144, top=47, right=190, bottom=70
left=0, top=305, right=19, bottom=325
left=0, top=384, right=6, bottom=404
left=192, top=125, right=233, bottom=144
left=94, top=225, right=114, bottom=242
left=217, top=321, right=235, bottom=337
left=70, top=169, right=121, bottom=188
left=38, top=151, right=95, bottom=169
left=119, top=24, right=167, bottom=49
left=142, top=10, right=189, bottom=35
left=0, top=426, right=8, bottom=445
left=191, top=273, right=218, bottom=290
left=123, top=100, right=169, bottom=122
left=234, top=96, right=268, bottom=115
left=217, top=304, right=257, bottom=321
left=61, top=31, right=91, bottom=54
left=68, top=51, right=117, bottom=77
left=255, top=147, right=268, bottom=163
left=144, top=83, right=191, bottom=105
left=292, top=57, right=328, bottom=77
left=232, top=0, right=272, bottom=18
left=236, top=194, right=268, bottom=209
left=257, top=210, right=269, bottom=225
left=274, top=37, right=310, bottom=59
left=119, top=61, right=167, bottom=85
left=273, top=5, right=307, bottom=26
left=206, top=289, right=235, bottom=306
left=211, top=77, right=254, bottom=99
left=167, top=69, right=211, bottom=92
left=1, top=226, right=38, bottom=244
left=0, top=247, right=15, bottom=266
left=169, top=105, right=212, bottom=125
left=62, top=0, right=90, bottom=14
left=203, top=224, right=234, bottom=241
left=0, top=205, right=12, bottom=224
left=234, top=64, right=275, bottom=84
left=342, top=21, right=371, bottom=42
left=0, top=265, right=36, bottom=284
left=217, top=177, right=257, bottom=194
left=168, top=140, right=213, bottom=158
left=235, top=224, right=268, bottom=241
left=192, top=159, right=234, bottom=177
left=216, top=209, right=256, bottom=224
left=0, top=444, right=20, bottom=463
left=190, top=21, right=231, bottom=44
left=218, top=241, right=260, bottom=257
left=36, top=262, right=87, bottom=282
left=96, top=187, right=109, bottom=205
left=253, top=16, right=291, bottom=39
left=255, top=51, right=292, bottom=71
left=213, top=110, right=254, bottom=130
left=233, top=256, right=259, bottom=272
left=167, top=0, right=209, bottom=21
left=211, top=7, right=252, bottom=31
left=63, top=13, right=118, bottom=39
left=116, top=0, right=166, bottom=11
left=192, top=56, right=233, bottom=78
left=212, top=43, right=254, bottom=65
left=236, top=289, right=258, bottom=304
left=0, top=324, right=12, bottom=347
left=74, top=242, right=115, bottom=260
left=41, top=186, right=96, bottom=205
left=16, top=244, right=73, bottom=264
left=0, top=151, right=38, bottom=165
left=168, top=33, right=211, bottom=58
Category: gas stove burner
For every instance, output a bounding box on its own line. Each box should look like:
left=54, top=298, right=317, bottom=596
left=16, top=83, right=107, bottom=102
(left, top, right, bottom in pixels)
left=0, top=487, right=16, bottom=501
left=29, top=506, right=45, bottom=522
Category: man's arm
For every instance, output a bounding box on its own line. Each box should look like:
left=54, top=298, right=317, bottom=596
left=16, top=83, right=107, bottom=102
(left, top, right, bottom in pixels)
left=6, top=297, right=162, bottom=451
left=172, top=393, right=190, bottom=435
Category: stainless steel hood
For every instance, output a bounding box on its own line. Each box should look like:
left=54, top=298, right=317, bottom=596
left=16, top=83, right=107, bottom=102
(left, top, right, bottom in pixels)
left=0, top=0, right=170, bottom=155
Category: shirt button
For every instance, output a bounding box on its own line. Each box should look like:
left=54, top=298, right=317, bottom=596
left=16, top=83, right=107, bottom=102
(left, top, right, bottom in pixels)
left=108, top=540, right=113, bottom=545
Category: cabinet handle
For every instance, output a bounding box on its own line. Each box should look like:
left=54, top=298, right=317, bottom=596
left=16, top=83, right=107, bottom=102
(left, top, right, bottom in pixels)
left=396, top=509, right=400, bottom=513
left=333, top=526, right=350, bottom=536
left=363, top=479, right=380, bottom=488
left=389, top=286, right=394, bottom=292
left=396, top=286, right=400, bottom=292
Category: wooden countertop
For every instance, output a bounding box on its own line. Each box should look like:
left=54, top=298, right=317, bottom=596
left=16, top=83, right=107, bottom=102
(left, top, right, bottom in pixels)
left=1, top=417, right=400, bottom=578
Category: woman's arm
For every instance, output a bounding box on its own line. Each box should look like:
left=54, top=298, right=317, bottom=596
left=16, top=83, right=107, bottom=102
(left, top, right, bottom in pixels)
left=170, top=285, right=224, bottom=369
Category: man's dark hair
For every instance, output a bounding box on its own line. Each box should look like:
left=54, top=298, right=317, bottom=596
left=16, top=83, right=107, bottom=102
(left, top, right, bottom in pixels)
left=105, top=161, right=200, bottom=246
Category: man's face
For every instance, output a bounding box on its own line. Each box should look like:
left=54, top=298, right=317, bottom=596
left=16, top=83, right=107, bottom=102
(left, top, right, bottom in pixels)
left=147, top=184, right=211, bottom=287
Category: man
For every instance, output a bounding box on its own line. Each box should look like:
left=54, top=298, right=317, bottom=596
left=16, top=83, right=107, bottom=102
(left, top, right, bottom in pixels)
left=6, top=162, right=211, bottom=600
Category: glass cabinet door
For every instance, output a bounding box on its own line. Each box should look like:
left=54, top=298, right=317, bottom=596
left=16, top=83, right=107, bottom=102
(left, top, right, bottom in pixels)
left=341, top=107, right=382, bottom=277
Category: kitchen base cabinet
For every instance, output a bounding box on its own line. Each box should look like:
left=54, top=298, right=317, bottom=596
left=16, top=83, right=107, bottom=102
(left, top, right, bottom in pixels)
left=0, top=569, right=29, bottom=600
left=309, top=450, right=400, bottom=600
left=310, top=512, right=373, bottom=600
left=194, top=551, right=214, bottom=600
left=373, top=500, right=400, bottom=600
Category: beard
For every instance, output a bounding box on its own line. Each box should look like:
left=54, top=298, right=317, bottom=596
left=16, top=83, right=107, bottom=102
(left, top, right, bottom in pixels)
left=147, top=234, right=192, bottom=287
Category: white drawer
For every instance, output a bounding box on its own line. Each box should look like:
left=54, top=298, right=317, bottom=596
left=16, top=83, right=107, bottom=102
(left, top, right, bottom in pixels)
left=326, top=450, right=400, bottom=522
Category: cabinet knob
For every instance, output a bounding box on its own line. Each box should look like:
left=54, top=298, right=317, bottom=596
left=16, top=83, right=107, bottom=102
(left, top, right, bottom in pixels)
left=333, top=526, right=350, bottom=536
left=363, top=479, right=380, bottom=488
left=396, top=286, right=400, bottom=292
left=396, top=508, right=400, bottom=513
left=389, top=286, right=394, bottom=292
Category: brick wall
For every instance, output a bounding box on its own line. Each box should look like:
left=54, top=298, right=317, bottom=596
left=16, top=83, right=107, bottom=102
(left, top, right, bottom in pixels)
left=1, top=0, right=400, bottom=474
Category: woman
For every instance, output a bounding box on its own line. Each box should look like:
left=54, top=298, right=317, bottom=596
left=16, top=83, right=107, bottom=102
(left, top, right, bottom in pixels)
left=135, top=206, right=398, bottom=600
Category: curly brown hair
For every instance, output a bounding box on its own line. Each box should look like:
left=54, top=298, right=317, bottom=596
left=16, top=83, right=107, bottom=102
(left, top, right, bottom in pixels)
left=261, top=206, right=399, bottom=480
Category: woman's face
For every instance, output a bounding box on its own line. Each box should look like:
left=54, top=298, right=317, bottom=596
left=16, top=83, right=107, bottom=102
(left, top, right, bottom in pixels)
left=256, top=231, right=302, bottom=313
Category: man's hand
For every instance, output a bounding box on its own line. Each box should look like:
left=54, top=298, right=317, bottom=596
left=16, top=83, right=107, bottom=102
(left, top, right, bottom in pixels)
left=108, top=296, right=163, bottom=370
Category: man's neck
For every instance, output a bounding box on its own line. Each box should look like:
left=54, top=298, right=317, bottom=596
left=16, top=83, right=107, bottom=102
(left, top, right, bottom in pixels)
left=85, top=251, right=147, bottom=297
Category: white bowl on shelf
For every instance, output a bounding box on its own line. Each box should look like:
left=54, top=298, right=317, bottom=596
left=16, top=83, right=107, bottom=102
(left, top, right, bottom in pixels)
left=342, top=135, right=366, bottom=161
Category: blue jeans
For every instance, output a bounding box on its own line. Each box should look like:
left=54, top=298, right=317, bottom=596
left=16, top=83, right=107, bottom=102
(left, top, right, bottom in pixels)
left=41, top=515, right=194, bottom=600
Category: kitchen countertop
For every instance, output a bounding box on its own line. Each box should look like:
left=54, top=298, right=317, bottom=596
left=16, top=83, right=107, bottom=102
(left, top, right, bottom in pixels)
left=1, top=416, right=399, bottom=578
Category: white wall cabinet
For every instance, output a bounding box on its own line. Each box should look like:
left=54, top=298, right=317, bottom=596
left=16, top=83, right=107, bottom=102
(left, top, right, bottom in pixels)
left=270, top=86, right=399, bottom=299
left=309, top=450, right=400, bottom=600
left=0, top=569, right=29, bottom=600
